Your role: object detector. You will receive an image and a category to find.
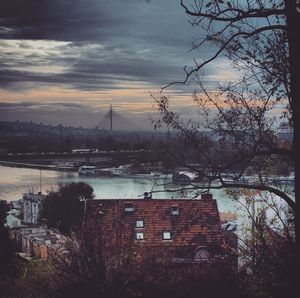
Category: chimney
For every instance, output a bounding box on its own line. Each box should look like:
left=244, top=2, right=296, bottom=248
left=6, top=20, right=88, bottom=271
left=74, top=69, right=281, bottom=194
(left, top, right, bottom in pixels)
left=201, top=193, right=213, bottom=200
left=143, top=192, right=152, bottom=199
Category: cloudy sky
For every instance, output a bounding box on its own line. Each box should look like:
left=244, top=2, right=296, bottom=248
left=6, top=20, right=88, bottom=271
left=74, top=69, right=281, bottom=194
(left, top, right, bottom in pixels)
left=0, top=0, right=235, bottom=129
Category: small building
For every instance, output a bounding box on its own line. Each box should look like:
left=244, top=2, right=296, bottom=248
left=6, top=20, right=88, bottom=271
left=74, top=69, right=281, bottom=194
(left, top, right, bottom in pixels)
left=9, top=226, right=67, bottom=261
left=5, top=213, right=22, bottom=229
left=23, top=192, right=46, bottom=224
left=84, top=194, right=226, bottom=263
left=10, top=199, right=23, bottom=211
left=9, top=227, right=47, bottom=250
left=172, top=171, right=199, bottom=184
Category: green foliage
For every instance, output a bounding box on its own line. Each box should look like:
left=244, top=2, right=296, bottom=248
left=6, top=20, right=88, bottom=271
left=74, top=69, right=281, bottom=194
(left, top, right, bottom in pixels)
left=41, top=182, right=94, bottom=234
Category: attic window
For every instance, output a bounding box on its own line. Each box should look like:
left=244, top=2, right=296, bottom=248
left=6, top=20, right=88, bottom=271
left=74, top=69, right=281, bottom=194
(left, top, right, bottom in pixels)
left=194, top=247, right=210, bottom=261
left=124, top=203, right=134, bottom=212
left=171, top=206, right=179, bottom=215
left=136, top=232, right=144, bottom=240
left=163, top=231, right=171, bottom=240
left=136, top=219, right=144, bottom=228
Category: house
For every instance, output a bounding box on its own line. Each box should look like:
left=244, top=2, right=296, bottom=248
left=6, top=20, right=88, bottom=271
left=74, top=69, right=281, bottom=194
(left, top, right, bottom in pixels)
left=9, top=226, right=67, bottom=261
left=23, top=192, right=46, bottom=224
left=84, top=194, right=225, bottom=262
left=9, top=227, right=47, bottom=250
left=21, top=231, right=66, bottom=261
left=5, top=212, right=22, bottom=228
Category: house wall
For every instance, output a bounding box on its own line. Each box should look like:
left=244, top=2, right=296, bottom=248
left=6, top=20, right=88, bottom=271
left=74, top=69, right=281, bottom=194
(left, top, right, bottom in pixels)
left=22, top=193, right=45, bottom=224
left=32, top=241, right=40, bottom=258
left=40, top=244, right=48, bottom=261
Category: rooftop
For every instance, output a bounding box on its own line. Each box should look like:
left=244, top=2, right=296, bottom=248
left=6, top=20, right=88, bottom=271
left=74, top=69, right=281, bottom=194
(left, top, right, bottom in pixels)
left=85, top=194, right=223, bottom=257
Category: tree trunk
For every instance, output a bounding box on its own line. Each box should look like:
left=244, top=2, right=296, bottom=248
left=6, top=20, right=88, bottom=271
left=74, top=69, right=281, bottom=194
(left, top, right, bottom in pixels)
left=285, top=0, right=300, bottom=247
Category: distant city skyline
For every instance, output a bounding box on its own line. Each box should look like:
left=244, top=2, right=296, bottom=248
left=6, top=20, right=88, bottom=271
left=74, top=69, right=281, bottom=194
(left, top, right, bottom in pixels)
left=0, top=0, right=238, bottom=128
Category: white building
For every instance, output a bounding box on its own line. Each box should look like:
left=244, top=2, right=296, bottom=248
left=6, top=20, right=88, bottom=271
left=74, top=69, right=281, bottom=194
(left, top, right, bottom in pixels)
left=236, top=190, right=294, bottom=269
left=23, top=192, right=46, bottom=224
left=5, top=209, right=22, bottom=228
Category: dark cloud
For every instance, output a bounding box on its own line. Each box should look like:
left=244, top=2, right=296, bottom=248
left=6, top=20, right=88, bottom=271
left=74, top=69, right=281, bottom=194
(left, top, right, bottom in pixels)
left=0, top=0, right=194, bottom=44
left=0, top=40, right=198, bottom=91
left=0, top=0, right=118, bottom=41
left=0, top=0, right=216, bottom=92
left=0, top=101, right=91, bottom=110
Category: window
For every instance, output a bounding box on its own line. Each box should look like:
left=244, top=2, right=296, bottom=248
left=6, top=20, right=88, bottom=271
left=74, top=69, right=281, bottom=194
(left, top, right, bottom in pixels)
left=136, top=232, right=144, bottom=240
left=124, top=203, right=134, bottom=212
left=136, top=220, right=144, bottom=228
left=194, top=247, right=210, bottom=261
left=163, top=231, right=171, bottom=240
left=171, top=206, right=179, bottom=215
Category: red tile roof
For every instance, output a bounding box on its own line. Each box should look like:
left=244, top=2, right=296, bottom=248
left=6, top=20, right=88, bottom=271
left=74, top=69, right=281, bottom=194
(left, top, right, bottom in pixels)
left=85, top=195, right=223, bottom=258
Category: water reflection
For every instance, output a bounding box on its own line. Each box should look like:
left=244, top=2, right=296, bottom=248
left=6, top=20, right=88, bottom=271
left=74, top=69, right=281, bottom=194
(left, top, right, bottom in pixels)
left=0, top=165, right=236, bottom=212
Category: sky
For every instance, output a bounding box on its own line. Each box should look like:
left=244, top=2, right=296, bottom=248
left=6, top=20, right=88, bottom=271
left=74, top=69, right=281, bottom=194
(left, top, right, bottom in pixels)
left=0, top=0, right=236, bottom=130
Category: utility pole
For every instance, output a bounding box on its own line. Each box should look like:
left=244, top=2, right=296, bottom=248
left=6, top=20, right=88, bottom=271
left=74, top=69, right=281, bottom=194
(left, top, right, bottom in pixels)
left=59, top=124, right=63, bottom=152
left=39, top=169, right=42, bottom=194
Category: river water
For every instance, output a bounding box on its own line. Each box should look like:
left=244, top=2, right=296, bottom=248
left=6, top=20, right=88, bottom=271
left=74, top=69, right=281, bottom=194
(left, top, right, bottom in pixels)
left=0, top=165, right=237, bottom=212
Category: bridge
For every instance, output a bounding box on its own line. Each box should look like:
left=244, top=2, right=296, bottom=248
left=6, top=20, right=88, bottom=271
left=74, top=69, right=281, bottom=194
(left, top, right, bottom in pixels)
left=96, top=105, right=139, bottom=131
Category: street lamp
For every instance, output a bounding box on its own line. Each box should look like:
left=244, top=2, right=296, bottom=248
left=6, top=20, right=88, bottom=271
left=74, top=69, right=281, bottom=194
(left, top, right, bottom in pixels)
left=80, top=197, right=87, bottom=231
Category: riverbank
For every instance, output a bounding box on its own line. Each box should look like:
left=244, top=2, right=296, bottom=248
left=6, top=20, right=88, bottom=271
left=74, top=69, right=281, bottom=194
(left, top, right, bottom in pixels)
left=0, top=161, right=76, bottom=172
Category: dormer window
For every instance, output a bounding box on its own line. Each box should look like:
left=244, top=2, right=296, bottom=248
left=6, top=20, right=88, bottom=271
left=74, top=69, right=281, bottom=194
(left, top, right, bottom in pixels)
left=136, top=219, right=144, bottom=228
left=124, top=203, right=134, bottom=212
left=136, top=232, right=144, bottom=240
left=194, top=246, right=210, bottom=261
left=171, top=206, right=179, bottom=215
left=163, top=231, right=171, bottom=240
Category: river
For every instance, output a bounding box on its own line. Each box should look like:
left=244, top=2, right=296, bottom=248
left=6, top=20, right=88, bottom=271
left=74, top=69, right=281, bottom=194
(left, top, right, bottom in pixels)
left=0, top=165, right=237, bottom=212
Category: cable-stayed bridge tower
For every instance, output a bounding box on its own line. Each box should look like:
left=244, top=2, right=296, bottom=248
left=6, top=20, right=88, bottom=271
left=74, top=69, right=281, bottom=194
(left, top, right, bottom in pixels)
left=109, top=104, right=112, bottom=132
left=96, top=105, right=138, bottom=131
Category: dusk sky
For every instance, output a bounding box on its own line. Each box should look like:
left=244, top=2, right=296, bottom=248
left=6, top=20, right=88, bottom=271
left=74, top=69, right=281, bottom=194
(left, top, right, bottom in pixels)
left=0, top=0, right=237, bottom=129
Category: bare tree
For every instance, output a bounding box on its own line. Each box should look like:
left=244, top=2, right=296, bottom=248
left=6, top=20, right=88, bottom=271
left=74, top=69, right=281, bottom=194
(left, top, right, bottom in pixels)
left=153, top=0, right=299, bottom=244
left=231, top=189, right=296, bottom=297
left=48, top=229, right=243, bottom=298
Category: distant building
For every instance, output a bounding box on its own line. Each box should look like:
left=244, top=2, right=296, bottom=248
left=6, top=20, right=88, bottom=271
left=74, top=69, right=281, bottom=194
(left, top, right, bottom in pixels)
left=172, top=171, right=199, bottom=184
left=23, top=192, right=46, bottom=224
left=277, top=122, right=293, bottom=142
left=85, top=194, right=228, bottom=262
